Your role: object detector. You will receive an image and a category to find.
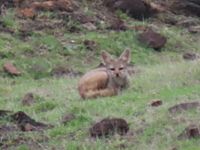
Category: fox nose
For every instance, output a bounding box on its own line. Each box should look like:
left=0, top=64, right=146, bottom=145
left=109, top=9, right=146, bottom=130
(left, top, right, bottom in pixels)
left=116, top=73, right=119, bottom=77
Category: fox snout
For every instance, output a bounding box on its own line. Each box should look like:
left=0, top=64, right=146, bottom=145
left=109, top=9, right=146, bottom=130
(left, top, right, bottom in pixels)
left=114, top=70, right=121, bottom=77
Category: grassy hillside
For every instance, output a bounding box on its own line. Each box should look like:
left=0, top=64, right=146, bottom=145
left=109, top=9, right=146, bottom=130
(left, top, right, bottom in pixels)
left=0, top=3, right=200, bottom=150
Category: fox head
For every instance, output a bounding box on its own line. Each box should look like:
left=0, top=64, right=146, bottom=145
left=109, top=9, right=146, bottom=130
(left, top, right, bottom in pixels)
left=101, top=49, right=131, bottom=79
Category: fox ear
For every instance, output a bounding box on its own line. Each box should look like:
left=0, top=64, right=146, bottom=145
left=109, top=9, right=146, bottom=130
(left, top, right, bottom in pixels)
left=101, top=51, right=113, bottom=65
left=119, top=49, right=131, bottom=64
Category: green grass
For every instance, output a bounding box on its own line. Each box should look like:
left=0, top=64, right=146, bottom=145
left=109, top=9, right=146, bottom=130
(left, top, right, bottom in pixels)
left=0, top=8, right=200, bottom=150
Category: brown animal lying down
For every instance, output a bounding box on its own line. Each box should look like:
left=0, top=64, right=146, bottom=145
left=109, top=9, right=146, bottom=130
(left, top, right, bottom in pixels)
left=78, top=49, right=131, bottom=99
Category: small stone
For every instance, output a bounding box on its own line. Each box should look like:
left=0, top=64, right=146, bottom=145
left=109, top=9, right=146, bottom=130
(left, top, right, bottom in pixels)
left=84, top=40, right=97, bottom=51
left=90, top=118, right=129, bottom=138
left=151, top=100, right=162, bottom=107
left=3, top=62, right=21, bottom=76
left=138, top=29, right=167, bottom=51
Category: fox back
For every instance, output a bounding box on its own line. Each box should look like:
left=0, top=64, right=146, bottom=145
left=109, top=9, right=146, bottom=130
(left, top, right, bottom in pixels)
left=78, top=49, right=131, bottom=99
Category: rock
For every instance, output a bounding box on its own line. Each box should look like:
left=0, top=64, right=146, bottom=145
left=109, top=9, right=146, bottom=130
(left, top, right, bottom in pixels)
left=169, top=102, right=200, bottom=113
left=83, top=40, right=97, bottom=51
left=21, top=93, right=35, bottom=106
left=138, top=29, right=167, bottom=51
left=61, top=113, right=76, bottom=124
left=90, top=118, right=129, bottom=138
left=183, top=52, right=198, bottom=60
left=3, top=62, right=21, bottom=76
left=104, top=0, right=164, bottom=20
left=178, top=125, right=200, bottom=139
left=151, top=100, right=162, bottom=107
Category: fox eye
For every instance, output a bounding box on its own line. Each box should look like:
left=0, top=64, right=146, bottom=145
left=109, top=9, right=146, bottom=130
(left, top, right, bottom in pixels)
left=119, top=67, right=124, bottom=70
left=110, top=68, right=115, bottom=71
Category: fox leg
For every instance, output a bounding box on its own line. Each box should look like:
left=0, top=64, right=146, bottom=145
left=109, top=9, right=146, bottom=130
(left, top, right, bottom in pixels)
left=83, top=88, right=117, bottom=99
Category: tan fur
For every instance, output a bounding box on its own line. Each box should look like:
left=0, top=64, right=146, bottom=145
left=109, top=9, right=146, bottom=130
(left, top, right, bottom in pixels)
left=78, top=49, right=131, bottom=99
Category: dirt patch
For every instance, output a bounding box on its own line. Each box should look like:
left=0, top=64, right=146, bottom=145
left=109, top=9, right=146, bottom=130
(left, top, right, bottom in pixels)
left=51, top=66, right=82, bottom=77
left=21, top=93, right=35, bottom=106
left=138, top=29, right=167, bottom=51
left=11, top=111, right=53, bottom=131
left=169, top=102, right=200, bottom=113
left=90, top=118, right=129, bottom=138
left=178, top=124, right=200, bottom=139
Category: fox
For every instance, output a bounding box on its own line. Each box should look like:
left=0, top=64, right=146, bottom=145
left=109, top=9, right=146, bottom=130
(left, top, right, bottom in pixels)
left=78, top=49, right=131, bottom=99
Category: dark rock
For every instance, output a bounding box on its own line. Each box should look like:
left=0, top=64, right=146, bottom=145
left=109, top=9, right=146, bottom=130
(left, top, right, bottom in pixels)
left=138, top=29, right=167, bottom=51
left=90, top=118, right=129, bottom=138
left=104, top=0, right=163, bottom=20
left=151, top=100, right=163, bottom=107
left=84, top=40, right=97, bottom=51
left=169, top=102, right=200, bottom=113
